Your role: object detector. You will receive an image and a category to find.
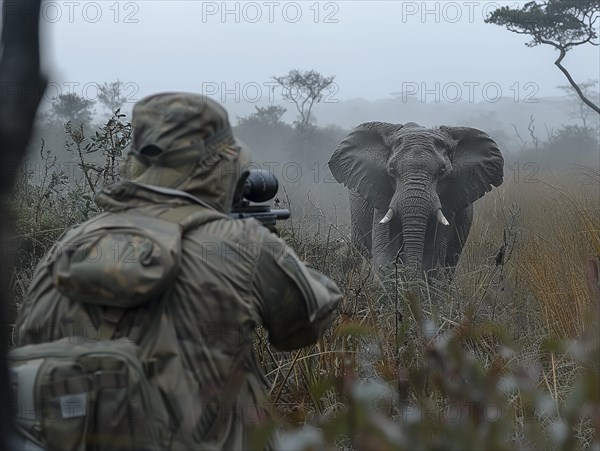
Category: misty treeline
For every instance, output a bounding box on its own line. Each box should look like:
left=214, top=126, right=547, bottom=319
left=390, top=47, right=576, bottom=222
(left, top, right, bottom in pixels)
left=14, top=75, right=600, bottom=272
left=25, top=75, right=600, bottom=186
left=504, top=81, right=599, bottom=168
left=29, top=80, right=128, bottom=159
left=11, top=73, right=598, bottom=320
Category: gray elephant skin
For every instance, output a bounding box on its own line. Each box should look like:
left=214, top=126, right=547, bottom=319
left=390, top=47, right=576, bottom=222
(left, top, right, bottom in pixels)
left=328, top=122, right=504, bottom=275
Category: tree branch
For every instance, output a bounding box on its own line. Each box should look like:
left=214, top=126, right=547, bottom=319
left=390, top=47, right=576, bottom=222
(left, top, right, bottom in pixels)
left=542, top=40, right=600, bottom=115
left=511, top=123, right=527, bottom=151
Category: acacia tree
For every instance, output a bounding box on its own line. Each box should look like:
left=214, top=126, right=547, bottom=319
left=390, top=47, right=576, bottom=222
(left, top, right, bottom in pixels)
left=272, top=69, right=336, bottom=128
left=486, top=0, right=600, bottom=115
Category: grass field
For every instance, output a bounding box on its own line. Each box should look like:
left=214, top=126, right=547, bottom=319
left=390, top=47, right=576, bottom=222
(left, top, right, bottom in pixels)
left=256, top=168, right=599, bottom=449
left=8, top=162, right=600, bottom=449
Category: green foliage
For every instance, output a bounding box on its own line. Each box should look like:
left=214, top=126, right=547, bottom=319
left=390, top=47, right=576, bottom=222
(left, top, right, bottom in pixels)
left=68, top=109, right=132, bottom=195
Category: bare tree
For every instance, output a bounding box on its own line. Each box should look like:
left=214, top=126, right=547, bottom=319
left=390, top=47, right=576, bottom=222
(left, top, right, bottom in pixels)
left=272, top=69, right=336, bottom=128
left=527, top=115, right=540, bottom=151
left=511, top=123, right=528, bottom=151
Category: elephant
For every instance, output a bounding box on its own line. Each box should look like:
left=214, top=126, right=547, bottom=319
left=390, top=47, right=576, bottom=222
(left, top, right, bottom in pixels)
left=328, top=122, right=504, bottom=276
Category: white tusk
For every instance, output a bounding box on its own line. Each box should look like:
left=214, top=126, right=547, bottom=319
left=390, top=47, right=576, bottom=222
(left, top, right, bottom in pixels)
left=437, top=209, right=449, bottom=226
left=379, top=208, right=393, bottom=224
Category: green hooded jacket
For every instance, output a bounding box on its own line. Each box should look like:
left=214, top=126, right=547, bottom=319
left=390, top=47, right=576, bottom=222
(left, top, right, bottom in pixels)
left=14, top=93, right=342, bottom=450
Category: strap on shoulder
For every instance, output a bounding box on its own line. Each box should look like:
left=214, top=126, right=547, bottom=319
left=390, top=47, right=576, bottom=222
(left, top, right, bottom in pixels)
left=157, top=204, right=206, bottom=224
left=157, top=204, right=230, bottom=232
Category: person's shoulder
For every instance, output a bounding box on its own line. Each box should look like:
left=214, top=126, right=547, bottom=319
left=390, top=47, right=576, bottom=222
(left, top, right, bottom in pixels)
left=185, top=214, right=271, bottom=242
left=54, top=211, right=109, bottom=242
left=189, top=214, right=265, bottom=229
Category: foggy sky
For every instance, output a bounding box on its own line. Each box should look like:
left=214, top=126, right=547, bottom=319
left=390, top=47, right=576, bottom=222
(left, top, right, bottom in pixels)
left=39, top=1, right=599, bottom=113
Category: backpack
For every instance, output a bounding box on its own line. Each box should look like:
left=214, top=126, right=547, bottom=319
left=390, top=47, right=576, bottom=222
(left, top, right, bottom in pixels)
left=8, top=202, right=230, bottom=451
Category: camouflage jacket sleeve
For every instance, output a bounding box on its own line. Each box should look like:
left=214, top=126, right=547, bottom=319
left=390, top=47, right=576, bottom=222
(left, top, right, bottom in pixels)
left=251, top=230, right=342, bottom=351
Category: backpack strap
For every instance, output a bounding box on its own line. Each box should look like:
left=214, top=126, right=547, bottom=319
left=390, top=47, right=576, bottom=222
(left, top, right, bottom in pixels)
left=97, top=307, right=126, bottom=340
left=92, top=202, right=247, bottom=446
left=96, top=203, right=229, bottom=341
left=157, top=204, right=209, bottom=225
left=157, top=203, right=230, bottom=232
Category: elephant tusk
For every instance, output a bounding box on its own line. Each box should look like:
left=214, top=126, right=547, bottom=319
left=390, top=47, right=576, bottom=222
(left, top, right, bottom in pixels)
left=437, top=209, right=449, bottom=226
left=379, top=208, right=393, bottom=224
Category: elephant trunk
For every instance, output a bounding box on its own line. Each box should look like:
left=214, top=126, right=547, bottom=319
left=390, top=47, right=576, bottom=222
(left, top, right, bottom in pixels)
left=399, top=199, right=430, bottom=272
left=388, top=181, right=445, bottom=274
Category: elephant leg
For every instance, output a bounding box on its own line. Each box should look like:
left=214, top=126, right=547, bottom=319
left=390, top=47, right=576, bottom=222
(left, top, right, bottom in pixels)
left=349, top=190, right=374, bottom=257
left=445, top=205, right=473, bottom=268
left=372, top=208, right=402, bottom=267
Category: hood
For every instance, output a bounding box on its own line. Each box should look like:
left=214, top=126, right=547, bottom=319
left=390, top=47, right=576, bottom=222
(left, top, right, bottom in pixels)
left=114, top=92, right=251, bottom=213
left=95, top=180, right=209, bottom=212
left=118, top=137, right=250, bottom=214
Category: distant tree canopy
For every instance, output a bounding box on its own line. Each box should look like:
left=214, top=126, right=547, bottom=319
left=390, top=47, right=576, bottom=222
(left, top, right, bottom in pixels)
left=558, top=80, right=600, bottom=131
left=98, top=80, right=128, bottom=115
left=542, top=124, right=599, bottom=164
left=272, top=69, right=336, bottom=128
left=50, top=93, right=94, bottom=127
left=486, top=0, right=600, bottom=115
left=237, top=105, right=287, bottom=128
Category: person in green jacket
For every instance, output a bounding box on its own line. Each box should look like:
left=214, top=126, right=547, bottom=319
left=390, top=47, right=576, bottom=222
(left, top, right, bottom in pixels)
left=14, top=93, right=342, bottom=450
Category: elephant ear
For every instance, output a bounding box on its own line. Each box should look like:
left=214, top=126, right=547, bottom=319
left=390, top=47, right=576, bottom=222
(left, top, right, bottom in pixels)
left=438, top=126, right=504, bottom=212
left=328, top=122, right=401, bottom=211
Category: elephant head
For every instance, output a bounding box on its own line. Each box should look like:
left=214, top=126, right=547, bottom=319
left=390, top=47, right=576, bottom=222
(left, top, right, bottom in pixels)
left=328, top=122, right=504, bottom=272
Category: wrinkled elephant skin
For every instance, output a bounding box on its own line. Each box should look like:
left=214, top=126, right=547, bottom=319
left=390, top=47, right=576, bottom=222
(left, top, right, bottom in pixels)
left=328, top=122, right=504, bottom=277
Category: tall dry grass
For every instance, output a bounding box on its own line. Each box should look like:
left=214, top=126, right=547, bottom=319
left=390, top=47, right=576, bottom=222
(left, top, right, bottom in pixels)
left=464, top=169, right=599, bottom=340
left=9, top=126, right=599, bottom=448
left=256, top=168, right=599, bottom=448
